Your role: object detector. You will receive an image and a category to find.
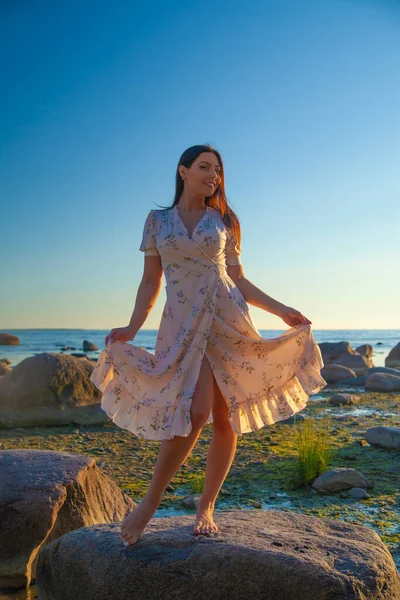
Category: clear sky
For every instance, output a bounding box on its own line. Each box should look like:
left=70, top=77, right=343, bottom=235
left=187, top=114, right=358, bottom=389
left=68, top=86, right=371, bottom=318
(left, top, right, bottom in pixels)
left=1, top=0, right=399, bottom=331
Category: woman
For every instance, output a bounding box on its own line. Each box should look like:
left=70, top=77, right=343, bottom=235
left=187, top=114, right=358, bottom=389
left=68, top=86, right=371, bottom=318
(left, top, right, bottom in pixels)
left=90, top=144, right=327, bottom=548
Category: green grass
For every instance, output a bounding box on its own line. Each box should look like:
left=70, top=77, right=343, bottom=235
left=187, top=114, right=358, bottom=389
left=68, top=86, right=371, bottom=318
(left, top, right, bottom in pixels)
left=189, top=472, right=205, bottom=493
left=292, top=415, right=335, bottom=487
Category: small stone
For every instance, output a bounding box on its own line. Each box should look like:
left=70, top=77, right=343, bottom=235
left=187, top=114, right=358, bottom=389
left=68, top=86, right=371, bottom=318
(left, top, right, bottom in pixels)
left=181, top=494, right=201, bottom=509
left=348, top=487, right=369, bottom=499
left=328, top=394, right=360, bottom=406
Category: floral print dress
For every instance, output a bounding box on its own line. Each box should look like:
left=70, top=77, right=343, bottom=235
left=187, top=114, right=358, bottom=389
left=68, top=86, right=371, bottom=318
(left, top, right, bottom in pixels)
left=90, top=204, right=327, bottom=441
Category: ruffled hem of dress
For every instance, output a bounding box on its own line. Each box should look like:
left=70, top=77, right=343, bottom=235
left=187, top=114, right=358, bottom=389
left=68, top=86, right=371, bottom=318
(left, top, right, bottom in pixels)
left=90, top=343, right=327, bottom=441
left=89, top=346, right=194, bottom=441
left=227, top=353, right=328, bottom=434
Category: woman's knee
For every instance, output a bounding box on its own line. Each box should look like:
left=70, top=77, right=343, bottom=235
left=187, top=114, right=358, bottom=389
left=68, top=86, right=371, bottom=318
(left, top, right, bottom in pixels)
left=190, top=355, right=214, bottom=429
left=211, top=377, right=233, bottom=432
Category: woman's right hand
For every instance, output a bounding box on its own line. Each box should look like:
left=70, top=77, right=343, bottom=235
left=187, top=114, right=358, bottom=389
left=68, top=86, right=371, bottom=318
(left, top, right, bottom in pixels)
left=105, top=326, right=136, bottom=346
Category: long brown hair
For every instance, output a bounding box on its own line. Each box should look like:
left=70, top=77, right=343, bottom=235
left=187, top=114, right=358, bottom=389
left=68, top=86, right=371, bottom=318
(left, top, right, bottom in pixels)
left=157, top=144, right=241, bottom=250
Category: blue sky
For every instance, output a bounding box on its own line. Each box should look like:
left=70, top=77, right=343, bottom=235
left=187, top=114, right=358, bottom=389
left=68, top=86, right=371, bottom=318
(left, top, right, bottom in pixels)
left=1, top=0, right=399, bottom=330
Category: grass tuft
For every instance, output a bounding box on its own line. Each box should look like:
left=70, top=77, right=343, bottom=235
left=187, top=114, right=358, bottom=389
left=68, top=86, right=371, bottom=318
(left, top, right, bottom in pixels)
left=190, top=472, right=205, bottom=493
left=293, top=415, right=334, bottom=487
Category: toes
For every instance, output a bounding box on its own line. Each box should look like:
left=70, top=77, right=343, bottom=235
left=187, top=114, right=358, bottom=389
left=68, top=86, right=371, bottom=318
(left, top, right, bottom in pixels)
left=193, top=522, right=217, bottom=536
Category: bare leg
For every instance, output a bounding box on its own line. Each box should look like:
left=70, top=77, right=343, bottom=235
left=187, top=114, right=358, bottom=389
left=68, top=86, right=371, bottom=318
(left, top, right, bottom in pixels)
left=121, top=354, right=215, bottom=546
left=121, top=426, right=203, bottom=545
left=194, top=382, right=238, bottom=535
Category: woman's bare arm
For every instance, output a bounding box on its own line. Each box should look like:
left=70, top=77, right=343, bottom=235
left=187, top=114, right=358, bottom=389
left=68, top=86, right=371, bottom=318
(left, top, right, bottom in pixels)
left=128, top=255, right=163, bottom=336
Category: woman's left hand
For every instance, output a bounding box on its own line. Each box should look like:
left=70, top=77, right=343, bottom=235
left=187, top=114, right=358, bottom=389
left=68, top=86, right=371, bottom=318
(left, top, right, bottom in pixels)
left=279, top=305, right=312, bottom=327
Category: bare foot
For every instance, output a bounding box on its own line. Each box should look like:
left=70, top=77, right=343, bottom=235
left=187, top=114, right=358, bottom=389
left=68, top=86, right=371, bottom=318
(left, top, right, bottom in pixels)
left=193, top=505, right=219, bottom=535
left=120, top=495, right=159, bottom=546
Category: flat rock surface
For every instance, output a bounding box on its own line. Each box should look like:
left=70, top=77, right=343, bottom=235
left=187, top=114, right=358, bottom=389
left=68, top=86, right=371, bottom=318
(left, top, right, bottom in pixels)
left=36, top=508, right=400, bottom=600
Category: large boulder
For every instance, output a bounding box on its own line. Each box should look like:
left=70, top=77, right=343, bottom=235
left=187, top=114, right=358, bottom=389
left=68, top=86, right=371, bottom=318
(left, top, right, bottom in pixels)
left=321, top=364, right=357, bottom=383
left=35, top=509, right=400, bottom=600
left=336, top=375, right=366, bottom=386
left=0, top=449, right=135, bottom=589
left=385, top=342, right=400, bottom=368
left=332, top=354, right=371, bottom=375
left=319, top=342, right=373, bottom=374
left=0, top=333, right=20, bottom=345
left=356, top=344, right=373, bottom=359
left=0, top=352, right=108, bottom=427
left=365, top=372, right=400, bottom=392
left=365, top=367, right=400, bottom=377
left=319, top=341, right=356, bottom=357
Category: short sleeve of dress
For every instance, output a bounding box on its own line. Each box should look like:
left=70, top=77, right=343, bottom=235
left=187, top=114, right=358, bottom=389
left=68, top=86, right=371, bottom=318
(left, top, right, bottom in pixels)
left=225, top=230, right=242, bottom=266
left=139, top=210, right=160, bottom=256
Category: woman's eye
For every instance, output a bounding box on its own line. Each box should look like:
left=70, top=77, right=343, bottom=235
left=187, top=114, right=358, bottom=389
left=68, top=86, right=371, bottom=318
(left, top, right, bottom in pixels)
left=200, top=166, right=221, bottom=175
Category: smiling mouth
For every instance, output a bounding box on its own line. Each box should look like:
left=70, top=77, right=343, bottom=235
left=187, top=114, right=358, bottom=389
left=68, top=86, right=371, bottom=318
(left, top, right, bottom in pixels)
left=204, top=183, right=215, bottom=188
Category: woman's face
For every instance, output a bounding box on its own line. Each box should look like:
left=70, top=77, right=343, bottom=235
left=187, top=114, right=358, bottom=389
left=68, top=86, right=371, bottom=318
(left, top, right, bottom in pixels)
left=180, top=152, right=222, bottom=197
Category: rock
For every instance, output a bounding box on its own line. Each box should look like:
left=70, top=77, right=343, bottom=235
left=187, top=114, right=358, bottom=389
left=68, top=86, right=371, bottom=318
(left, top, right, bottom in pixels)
left=342, top=453, right=358, bottom=460
left=35, top=509, right=400, bottom=600
left=321, top=364, right=357, bottom=383
left=336, top=375, right=366, bottom=386
left=328, top=394, right=360, bottom=406
left=365, top=372, right=400, bottom=392
left=0, top=333, right=20, bottom=345
left=385, top=342, right=400, bottom=368
left=319, top=342, right=373, bottom=374
left=0, top=449, right=135, bottom=589
left=330, top=354, right=371, bottom=375
left=0, top=362, right=12, bottom=376
left=279, top=413, right=306, bottom=424
left=319, top=342, right=356, bottom=357
left=334, top=415, right=357, bottom=423
left=348, top=487, right=370, bottom=499
left=365, top=426, right=400, bottom=449
left=83, top=340, right=98, bottom=351
left=70, top=352, right=88, bottom=358
left=356, top=344, right=373, bottom=359
left=181, top=494, right=202, bottom=509
left=312, top=468, right=372, bottom=493
left=364, top=366, right=400, bottom=377
left=0, top=352, right=108, bottom=428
